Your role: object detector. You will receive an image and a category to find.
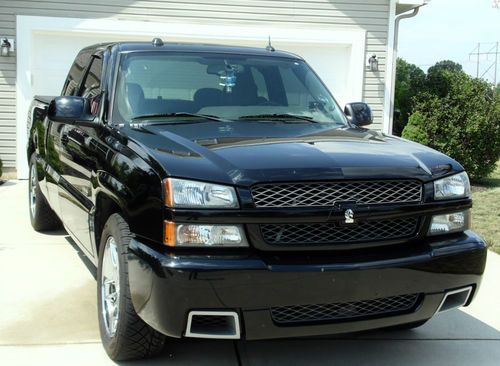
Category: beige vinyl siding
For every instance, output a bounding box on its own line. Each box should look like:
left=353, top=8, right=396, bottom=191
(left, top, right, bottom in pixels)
left=0, top=0, right=390, bottom=170
left=0, top=52, right=16, bottom=169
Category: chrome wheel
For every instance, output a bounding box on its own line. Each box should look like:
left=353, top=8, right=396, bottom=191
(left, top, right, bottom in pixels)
left=29, top=163, right=37, bottom=218
left=101, top=236, right=120, bottom=337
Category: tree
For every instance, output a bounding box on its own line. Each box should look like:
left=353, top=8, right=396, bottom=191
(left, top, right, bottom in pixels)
left=427, top=60, right=463, bottom=74
left=402, top=72, right=500, bottom=181
left=425, top=60, right=465, bottom=98
left=393, top=58, right=425, bottom=135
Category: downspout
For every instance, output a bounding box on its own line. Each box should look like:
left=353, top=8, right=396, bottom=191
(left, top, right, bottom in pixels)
left=385, top=3, right=427, bottom=135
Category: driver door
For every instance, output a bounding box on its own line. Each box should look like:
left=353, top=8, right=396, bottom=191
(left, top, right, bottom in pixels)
left=57, top=54, right=103, bottom=257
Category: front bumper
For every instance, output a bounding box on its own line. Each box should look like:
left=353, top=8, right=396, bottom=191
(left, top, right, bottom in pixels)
left=127, top=230, right=486, bottom=339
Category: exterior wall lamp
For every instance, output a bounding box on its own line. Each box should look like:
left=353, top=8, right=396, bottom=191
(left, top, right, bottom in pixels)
left=1, top=38, right=13, bottom=57
left=367, top=54, right=379, bottom=72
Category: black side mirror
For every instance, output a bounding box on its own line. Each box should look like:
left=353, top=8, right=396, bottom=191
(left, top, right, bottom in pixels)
left=48, top=96, right=95, bottom=126
left=344, top=102, right=373, bottom=127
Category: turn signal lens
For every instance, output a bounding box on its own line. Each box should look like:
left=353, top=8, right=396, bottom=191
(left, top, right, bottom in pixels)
left=164, top=221, right=176, bottom=246
left=164, top=221, right=248, bottom=247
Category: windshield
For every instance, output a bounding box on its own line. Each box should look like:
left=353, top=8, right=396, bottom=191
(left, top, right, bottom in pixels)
left=113, top=52, right=347, bottom=125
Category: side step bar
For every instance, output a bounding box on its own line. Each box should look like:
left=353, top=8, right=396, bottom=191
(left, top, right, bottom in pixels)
left=185, top=311, right=241, bottom=339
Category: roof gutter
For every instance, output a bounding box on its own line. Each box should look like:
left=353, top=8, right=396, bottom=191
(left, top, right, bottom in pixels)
left=384, top=1, right=428, bottom=135
left=395, top=7, right=422, bottom=55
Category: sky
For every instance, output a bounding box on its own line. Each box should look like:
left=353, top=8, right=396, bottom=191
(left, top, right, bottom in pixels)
left=398, top=0, right=500, bottom=84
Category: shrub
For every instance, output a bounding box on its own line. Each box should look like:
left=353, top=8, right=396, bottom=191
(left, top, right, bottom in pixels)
left=0, top=156, right=3, bottom=178
left=402, top=73, right=500, bottom=181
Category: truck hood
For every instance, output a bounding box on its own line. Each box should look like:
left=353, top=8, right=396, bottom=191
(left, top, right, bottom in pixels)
left=124, top=122, right=463, bottom=186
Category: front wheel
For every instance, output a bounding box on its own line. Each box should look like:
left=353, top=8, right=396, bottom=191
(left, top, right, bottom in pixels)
left=97, top=213, right=166, bottom=361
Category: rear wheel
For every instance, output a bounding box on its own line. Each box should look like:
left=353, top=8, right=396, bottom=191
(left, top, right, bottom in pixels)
left=28, top=154, right=61, bottom=231
left=97, top=213, right=166, bottom=361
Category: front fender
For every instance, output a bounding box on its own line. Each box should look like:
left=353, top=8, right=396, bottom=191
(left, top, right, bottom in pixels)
left=93, top=146, right=164, bottom=246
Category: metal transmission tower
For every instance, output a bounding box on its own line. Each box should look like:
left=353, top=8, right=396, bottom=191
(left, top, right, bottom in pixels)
left=469, top=42, right=499, bottom=85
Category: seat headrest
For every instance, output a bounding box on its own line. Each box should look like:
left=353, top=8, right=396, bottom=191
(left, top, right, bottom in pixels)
left=224, top=73, right=258, bottom=106
left=126, top=82, right=145, bottom=115
left=194, top=88, right=223, bottom=107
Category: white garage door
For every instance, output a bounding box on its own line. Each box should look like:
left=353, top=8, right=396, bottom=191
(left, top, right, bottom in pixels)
left=18, top=16, right=365, bottom=178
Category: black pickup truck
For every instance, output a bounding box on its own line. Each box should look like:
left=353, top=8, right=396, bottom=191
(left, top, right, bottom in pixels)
left=27, top=39, right=486, bottom=361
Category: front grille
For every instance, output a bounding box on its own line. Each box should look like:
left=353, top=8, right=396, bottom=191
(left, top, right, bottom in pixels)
left=271, top=294, right=421, bottom=325
left=260, top=217, right=419, bottom=245
left=251, top=180, right=422, bottom=208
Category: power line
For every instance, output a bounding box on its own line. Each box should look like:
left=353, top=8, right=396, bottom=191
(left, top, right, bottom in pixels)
left=469, top=42, right=500, bottom=85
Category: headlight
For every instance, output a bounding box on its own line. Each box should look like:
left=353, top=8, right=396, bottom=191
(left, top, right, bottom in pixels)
left=428, top=210, right=470, bottom=236
left=164, top=178, right=239, bottom=208
left=434, top=172, right=470, bottom=200
left=164, top=221, right=248, bottom=247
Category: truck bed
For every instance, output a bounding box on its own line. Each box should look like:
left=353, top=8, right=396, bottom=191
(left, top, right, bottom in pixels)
left=33, top=95, right=55, bottom=105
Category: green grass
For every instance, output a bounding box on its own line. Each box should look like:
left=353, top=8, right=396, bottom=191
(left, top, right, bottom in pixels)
left=471, top=161, right=500, bottom=254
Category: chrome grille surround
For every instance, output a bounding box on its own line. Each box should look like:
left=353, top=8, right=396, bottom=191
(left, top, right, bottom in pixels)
left=260, top=217, right=420, bottom=245
left=271, top=293, right=421, bottom=325
left=251, top=180, right=422, bottom=208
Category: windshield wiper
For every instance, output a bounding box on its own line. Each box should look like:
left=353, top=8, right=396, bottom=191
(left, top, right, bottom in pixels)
left=131, top=112, right=228, bottom=123
left=238, top=113, right=320, bottom=123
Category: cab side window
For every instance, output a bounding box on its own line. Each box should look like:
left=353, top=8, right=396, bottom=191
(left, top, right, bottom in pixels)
left=80, top=56, right=104, bottom=116
left=81, top=57, right=103, bottom=98
left=62, top=50, right=91, bottom=96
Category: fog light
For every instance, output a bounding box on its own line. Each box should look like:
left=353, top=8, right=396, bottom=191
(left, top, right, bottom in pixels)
left=164, top=221, right=248, bottom=247
left=428, top=210, right=470, bottom=236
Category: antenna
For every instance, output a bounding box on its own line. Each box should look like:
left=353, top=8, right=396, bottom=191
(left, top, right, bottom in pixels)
left=266, top=36, right=275, bottom=52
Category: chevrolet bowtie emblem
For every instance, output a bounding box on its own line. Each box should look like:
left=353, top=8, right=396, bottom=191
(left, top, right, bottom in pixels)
left=344, top=209, right=354, bottom=224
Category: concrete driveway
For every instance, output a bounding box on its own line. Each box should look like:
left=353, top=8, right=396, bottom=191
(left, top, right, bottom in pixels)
left=1, top=180, right=499, bottom=365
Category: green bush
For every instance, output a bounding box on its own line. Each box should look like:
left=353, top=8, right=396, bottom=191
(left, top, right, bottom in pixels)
left=0, top=156, right=3, bottom=178
left=402, top=73, right=500, bottom=181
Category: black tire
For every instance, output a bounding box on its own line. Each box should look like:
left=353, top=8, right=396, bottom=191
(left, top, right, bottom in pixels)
left=97, top=213, right=166, bottom=361
left=28, top=154, right=61, bottom=231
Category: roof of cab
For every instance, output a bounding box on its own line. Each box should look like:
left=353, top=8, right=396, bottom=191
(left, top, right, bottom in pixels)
left=88, top=41, right=304, bottom=60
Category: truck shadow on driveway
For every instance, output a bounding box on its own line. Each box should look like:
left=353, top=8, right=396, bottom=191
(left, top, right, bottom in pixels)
left=126, top=311, right=500, bottom=366
left=62, top=235, right=500, bottom=366
left=65, top=235, right=97, bottom=280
